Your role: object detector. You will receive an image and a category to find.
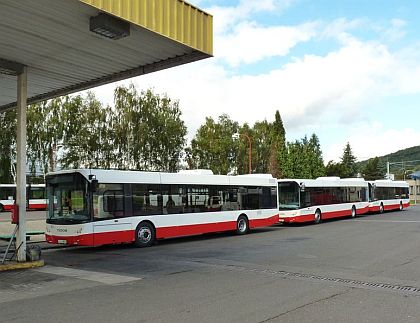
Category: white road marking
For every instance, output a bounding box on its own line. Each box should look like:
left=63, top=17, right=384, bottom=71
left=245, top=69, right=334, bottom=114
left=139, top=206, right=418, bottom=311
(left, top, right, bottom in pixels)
left=34, top=266, right=142, bottom=285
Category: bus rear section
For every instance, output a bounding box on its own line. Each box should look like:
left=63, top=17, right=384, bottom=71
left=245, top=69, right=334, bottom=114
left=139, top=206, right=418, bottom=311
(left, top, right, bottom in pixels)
left=0, top=184, right=47, bottom=212
left=45, top=169, right=279, bottom=247
left=278, top=178, right=370, bottom=224
left=368, top=180, right=410, bottom=213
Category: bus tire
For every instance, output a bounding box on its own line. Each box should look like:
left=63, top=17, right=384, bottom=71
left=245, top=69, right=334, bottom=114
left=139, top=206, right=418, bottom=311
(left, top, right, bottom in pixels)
left=379, top=203, right=384, bottom=214
left=314, top=209, right=322, bottom=224
left=236, top=215, right=249, bottom=235
left=351, top=206, right=357, bottom=218
left=134, top=222, right=155, bottom=248
left=0, top=204, right=3, bottom=212
left=399, top=202, right=403, bottom=211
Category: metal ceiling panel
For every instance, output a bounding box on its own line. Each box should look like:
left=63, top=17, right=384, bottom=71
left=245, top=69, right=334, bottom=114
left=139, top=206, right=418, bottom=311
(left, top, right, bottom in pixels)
left=0, top=0, right=213, bottom=111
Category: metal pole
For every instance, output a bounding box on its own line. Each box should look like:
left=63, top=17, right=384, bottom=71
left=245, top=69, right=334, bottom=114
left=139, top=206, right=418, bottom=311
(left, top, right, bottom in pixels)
left=386, top=162, right=390, bottom=179
left=16, top=66, right=27, bottom=262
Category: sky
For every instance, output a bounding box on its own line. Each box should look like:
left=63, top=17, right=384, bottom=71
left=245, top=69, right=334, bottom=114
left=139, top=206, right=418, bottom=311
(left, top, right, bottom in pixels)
left=89, top=0, right=420, bottom=163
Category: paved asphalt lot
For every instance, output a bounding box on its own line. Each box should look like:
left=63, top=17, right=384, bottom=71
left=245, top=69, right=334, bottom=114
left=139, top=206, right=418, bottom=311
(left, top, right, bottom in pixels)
left=1, top=206, right=420, bottom=323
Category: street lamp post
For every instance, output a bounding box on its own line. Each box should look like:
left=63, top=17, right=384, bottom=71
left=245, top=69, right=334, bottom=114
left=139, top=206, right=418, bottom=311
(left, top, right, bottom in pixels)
left=233, top=133, right=252, bottom=174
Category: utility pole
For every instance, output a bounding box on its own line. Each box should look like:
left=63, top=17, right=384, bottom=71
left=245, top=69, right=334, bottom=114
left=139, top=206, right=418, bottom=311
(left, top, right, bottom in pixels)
left=16, top=66, right=28, bottom=262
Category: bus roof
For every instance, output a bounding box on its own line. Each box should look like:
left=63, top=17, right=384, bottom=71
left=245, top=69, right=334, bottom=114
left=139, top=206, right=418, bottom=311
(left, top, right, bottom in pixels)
left=47, top=169, right=278, bottom=186
left=278, top=177, right=368, bottom=188
left=369, top=180, right=409, bottom=188
left=0, top=184, right=45, bottom=187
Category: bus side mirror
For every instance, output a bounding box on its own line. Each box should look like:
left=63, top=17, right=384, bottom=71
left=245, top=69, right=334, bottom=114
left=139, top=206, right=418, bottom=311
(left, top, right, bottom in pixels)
left=91, top=179, right=98, bottom=192
left=300, top=183, right=305, bottom=192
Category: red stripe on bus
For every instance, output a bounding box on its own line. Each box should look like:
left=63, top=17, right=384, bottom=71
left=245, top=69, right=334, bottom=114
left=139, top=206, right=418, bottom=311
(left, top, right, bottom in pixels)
left=2, top=204, right=47, bottom=211
left=322, top=209, right=351, bottom=219
left=156, top=221, right=236, bottom=239
left=279, top=214, right=314, bottom=223
left=384, top=204, right=401, bottom=211
left=369, top=206, right=380, bottom=212
left=28, top=203, right=47, bottom=210
left=157, top=214, right=279, bottom=239
left=249, top=214, right=279, bottom=228
left=357, top=206, right=370, bottom=214
left=370, top=202, right=409, bottom=213
left=93, top=230, right=134, bottom=245
left=46, top=233, right=95, bottom=246
left=46, top=214, right=279, bottom=246
left=280, top=206, right=370, bottom=224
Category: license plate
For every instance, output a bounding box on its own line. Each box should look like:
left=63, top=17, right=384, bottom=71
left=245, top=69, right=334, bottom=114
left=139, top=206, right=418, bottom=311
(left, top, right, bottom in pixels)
left=57, top=239, right=67, bottom=244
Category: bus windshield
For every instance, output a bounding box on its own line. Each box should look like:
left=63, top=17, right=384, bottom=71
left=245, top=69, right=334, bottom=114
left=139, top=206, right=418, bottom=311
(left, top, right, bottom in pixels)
left=278, top=181, right=300, bottom=210
left=46, top=173, right=90, bottom=224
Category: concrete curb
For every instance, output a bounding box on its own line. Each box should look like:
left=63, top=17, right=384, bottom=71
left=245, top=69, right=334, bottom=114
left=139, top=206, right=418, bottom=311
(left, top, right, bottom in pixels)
left=0, top=259, right=45, bottom=271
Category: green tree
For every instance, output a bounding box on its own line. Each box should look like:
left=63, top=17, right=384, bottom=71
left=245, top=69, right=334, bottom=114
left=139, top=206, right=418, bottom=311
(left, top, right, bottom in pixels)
left=362, top=157, right=384, bottom=180
left=307, top=134, right=325, bottom=178
left=60, top=95, right=87, bottom=169
left=341, top=142, right=357, bottom=178
left=112, top=85, right=187, bottom=171
left=27, top=98, right=65, bottom=176
left=189, top=114, right=238, bottom=174
left=268, top=110, right=287, bottom=178
left=60, top=93, right=114, bottom=169
left=284, top=139, right=305, bottom=178
left=251, top=120, right=272, bottom=174
left=283, top=134, right=325, bottom=179
left=325, top=160, right=345, bottom=177
left=235, top=124, right=254, bottom=174
left=0, top=110, right=17, bottom=183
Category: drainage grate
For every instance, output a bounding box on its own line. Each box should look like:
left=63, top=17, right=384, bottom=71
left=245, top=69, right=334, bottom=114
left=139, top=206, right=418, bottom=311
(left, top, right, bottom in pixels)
left=231, top=265, right=420, bottom=294
left=183, top=259, right=420, bottom=295
left=163, top=257, right=420, bottom=295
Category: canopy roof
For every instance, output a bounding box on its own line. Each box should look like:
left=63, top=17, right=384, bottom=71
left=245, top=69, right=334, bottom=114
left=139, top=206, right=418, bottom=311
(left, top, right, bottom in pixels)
left=0, top=0, right=213, bottom=111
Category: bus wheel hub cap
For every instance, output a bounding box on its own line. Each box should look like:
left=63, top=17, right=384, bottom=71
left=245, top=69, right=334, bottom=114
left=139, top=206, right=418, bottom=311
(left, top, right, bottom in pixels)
left=139, top=228, right=151, bottom=242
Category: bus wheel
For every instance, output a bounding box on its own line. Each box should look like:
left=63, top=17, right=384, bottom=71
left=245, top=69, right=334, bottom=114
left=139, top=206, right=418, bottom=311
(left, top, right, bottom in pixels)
left=0, top=204, right=3, bottom=212
left=314, top=209, right=322, bottom=224
left=351, top=206, right=357, bottom=218
left=399, top=202, right=403, bottom=211
left=236, top=215, right=249, bottom=235
left=379, top=203, right=384, bottom=214
left=134, top=222, right=155, bottom=248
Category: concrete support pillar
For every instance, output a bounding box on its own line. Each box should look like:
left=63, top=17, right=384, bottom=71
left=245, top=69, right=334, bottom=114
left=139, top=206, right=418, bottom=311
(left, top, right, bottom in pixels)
left=16, top=66, right=27, bottom=262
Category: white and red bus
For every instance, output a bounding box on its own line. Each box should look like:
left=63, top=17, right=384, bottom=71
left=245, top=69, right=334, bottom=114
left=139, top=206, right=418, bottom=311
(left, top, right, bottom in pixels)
left=45, top=169, right=279, bottom=247
left=278, top=177, right=369, bottom=224
left=0, top=184, right=47, bottom=212
left=368, top=180, right=410, bottom=213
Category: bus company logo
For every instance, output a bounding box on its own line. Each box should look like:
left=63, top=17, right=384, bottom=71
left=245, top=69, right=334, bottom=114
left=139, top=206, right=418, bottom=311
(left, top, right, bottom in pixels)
left=56, top=228, right=68, bottom=233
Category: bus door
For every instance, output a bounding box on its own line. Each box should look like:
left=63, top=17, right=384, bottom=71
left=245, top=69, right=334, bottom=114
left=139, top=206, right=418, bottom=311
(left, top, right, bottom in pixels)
left=93, top=186, right=132, bottom=245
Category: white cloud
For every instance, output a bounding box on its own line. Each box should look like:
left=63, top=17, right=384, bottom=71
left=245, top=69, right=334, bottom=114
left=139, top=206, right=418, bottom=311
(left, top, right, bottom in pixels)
left=93, top=37, right=394, bottom=136
left=324, top=123, right=420, bottom=163
left=215, top=21, right=318, bottom=66
left=89, top=13, right=420, bottom=162
left=383, top=18, right=407, bottom=42
left=207, top=0, right=296, bottom=34
left=320, top=17, right=367, bottom=41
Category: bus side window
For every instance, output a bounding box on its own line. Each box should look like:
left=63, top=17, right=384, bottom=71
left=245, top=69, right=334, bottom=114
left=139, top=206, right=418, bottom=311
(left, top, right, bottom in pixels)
left=103, top=190, right=124, bottom=218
